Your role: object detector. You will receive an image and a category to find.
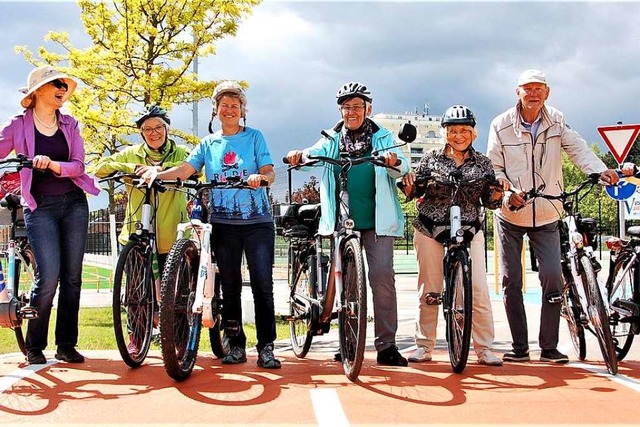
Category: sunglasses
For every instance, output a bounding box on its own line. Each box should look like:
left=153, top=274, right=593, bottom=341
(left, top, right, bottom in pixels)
left=49, top=79, right=69, bottom=90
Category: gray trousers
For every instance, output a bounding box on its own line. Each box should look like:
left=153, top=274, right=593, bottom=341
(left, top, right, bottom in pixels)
left=360, top=231, right=399, bottom=352
left=494, top=216, right=562, bottom=352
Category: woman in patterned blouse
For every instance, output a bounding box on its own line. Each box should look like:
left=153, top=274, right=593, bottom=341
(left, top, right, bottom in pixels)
left=401, top=105, right=505, bottom=366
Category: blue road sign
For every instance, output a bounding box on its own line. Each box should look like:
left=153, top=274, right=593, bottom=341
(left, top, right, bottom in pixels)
left=605, top=180, right=637, bottom=201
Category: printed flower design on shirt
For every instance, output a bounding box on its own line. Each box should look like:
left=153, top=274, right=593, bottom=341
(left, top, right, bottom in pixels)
left=222, top=151, right=239, bottom=172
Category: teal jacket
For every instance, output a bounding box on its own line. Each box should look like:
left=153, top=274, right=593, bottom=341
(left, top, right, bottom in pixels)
left=302, top=119, right=409, bottom=237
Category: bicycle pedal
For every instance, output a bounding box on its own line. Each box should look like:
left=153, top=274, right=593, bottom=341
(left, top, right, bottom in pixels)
left=546, top=291, right=562, bottom=304
left=224, top=319, right=242, bottom=337
left=425, top=292, right=442, bottom=305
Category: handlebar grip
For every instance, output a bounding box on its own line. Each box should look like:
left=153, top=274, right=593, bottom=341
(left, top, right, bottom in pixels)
left=260, top=179, right=269, bottom=187
left=282, top=157, right=290, bottom=165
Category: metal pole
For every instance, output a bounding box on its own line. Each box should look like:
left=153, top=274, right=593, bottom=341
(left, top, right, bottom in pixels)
left=192, top=55, right=199, bottom=135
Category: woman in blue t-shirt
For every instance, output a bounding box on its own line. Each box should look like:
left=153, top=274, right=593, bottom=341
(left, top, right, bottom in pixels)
left=143, top=81, right=280, bottom=369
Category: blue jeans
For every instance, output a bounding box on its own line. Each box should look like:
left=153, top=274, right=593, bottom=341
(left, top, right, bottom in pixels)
left=211, top=221, right=275, bottom=352
left=24, top=188, right=89, bottom=351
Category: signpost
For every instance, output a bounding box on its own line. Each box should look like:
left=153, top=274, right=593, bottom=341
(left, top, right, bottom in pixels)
left=598, top=123, right=640, bottom=238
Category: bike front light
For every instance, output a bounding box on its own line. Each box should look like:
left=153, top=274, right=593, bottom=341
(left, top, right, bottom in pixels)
left=344, top=218, right=355, bottom=230
left=571, top=232, right=584, bottom=249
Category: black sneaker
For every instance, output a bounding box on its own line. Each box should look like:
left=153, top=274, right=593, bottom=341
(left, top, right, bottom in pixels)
left=55, top=347, right=85, bottom=363
left=222, top=346, right=247, bottom=364
left=257, top=343, right=281, bottom=369
left=540, top=349, right=569, bottom=364
left=502, top=349, right=530, bottom=362
left=26, top=350, right=47, bottom=365
left=377, top=345, right=408, bottom=367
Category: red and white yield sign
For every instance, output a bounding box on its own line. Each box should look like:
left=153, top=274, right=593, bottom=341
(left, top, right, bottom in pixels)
left=597, top=123, right=640, bottom=164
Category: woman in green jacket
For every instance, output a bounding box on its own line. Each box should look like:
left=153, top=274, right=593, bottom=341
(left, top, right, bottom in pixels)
left=92, top=105, right=190, bottom=271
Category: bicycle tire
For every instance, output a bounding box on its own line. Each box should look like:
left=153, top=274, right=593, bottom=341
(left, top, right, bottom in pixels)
left=580, top=255, right=618, bottom=374
left=13, top=245, right=37, bottom=356
left=289, top=245, right=316, bottom=358
left=338, top=237, right=366, bottom=382
left=607, top=255, right=637, bottom=361
left=444, top=248, right=472, bottom=374
left=112, top=241, right=154, bottom=368
left=561, top=282, right=587, bottom=361
left=209, top=274, right=229, bottom=358
left=160, top=239, right=201, bottom=381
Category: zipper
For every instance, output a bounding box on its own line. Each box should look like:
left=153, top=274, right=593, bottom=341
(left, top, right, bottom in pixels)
left=530, top=131, right=536, bottom=228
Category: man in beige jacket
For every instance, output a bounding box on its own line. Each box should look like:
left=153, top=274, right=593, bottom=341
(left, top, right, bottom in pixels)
left=487, top=69, right=619, bottom=363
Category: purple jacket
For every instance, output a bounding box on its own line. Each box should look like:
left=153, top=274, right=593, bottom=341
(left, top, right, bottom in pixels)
left=0, top=108, right=100, bottom=210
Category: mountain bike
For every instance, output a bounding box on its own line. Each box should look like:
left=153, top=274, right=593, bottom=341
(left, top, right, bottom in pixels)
left=282, top=123, right=416, bottom=381
left=401, top=170, right=499, bottom=373
left=159, top=177, right=266, bottom=381
left=0, top=155, right=38, bottom=355
left=98, top=173, right=179, bottom=368
left=519, top=174, right=618, bottom=375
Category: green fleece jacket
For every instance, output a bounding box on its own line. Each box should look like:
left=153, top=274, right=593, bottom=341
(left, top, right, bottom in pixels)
left=92, top=140, right=190, bottom=254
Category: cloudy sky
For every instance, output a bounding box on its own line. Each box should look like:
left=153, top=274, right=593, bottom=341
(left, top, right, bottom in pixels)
left=1, top=0, right=640, bottom=207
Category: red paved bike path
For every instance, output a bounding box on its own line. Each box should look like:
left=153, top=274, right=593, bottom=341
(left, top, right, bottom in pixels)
left=2, top=274, right=640, bottom=426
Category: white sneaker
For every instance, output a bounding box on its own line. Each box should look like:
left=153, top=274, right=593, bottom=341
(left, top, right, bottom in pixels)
left=477, top=349, right=503, bottom=366
left=408, top=347, right=432, bottom=363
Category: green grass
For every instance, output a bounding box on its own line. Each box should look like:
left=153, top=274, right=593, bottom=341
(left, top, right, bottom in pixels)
left=0, top=306, right=291, bottom=355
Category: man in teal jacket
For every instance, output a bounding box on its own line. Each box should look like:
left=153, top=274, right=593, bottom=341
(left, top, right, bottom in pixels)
left=286, top=82, right=410, bottom=366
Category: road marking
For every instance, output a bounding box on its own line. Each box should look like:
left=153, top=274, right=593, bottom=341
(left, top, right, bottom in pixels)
left=571, top=361, right=640, bottom=392
left=0, top=359, right=58, bottom=394
left=311, top=388, right=350, bottom=427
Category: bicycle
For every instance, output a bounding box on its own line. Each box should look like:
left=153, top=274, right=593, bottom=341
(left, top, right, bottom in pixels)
left=0, top=155, right=38, bottom=355
left=401, top=170, right=499, bottom=373
left=282, top=123, right=416, bottom=382
left=98, top=172, right=180, bottom=368
left=603, top=170, right=640, bottom=361
left=518, top=174, right=618, bottom=374
left=158, top=177, right=267, bottom=381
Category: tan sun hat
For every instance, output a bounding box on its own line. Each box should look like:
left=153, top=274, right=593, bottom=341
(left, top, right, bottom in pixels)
left=18, top=65, right=78, bottom=109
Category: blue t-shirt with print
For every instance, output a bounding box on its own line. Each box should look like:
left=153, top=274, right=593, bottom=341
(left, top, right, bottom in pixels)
left=187, top=127, right=274, bottom=224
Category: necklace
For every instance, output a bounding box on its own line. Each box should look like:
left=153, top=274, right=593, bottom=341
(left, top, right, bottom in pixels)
left=33, top=110, right=57, bottom=129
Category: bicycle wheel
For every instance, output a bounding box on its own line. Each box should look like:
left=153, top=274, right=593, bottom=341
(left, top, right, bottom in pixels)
left=160, top=239, right=201, bottom=381
left=338, top=237, right=366, bottom=382
left=608, top=256, right=636, bottom=361
left=561, top=283, right=587, bottom=361
left=13, top=245, right=37, bottom=356
left=444, top=249, right=472, bottom=374
left=580, top=256, right=618, bottom=374
left=112, top=241, right=154, bottom=368
left=289, top=244, right=316, bottom=358
left=209, top=274, right=229, bottom=358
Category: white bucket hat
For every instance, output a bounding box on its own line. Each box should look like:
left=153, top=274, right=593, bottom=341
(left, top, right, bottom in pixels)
left=18, top=65, right=78, bottom=109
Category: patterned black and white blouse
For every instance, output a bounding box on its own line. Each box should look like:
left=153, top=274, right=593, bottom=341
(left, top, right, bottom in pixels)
left=413, top=146, right=502, bottom=239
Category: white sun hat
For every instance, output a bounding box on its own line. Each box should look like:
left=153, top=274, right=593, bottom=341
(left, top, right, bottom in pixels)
left=19, top=65, right=78, bottom=109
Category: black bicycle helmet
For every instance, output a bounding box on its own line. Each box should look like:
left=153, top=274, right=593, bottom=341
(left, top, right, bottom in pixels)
left=135, top=104, right=171, bottom=128
left=336, top=82, right=372, bottom=105
left=441, top=105, right=476, bottom=127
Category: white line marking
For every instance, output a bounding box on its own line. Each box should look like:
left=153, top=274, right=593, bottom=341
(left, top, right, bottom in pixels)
left=0, top=359, right=59, bottom=394
left=311, top=388, right=350, bottom=427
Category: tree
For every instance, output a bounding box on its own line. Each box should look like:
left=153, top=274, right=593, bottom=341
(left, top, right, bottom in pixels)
left=17, top=0, right=261, bottom=208
left=290, top=176, right=320, bottom=204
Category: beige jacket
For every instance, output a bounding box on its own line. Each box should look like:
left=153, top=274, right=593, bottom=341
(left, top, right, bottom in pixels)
left=487, top=102, right=607, bottom=227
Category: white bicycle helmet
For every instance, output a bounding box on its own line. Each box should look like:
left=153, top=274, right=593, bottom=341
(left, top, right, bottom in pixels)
left=336, top=81, right=372, bottom=104
left=211, top=81, right=247, bottom=117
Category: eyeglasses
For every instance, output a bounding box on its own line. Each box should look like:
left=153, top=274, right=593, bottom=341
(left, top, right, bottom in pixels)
left=448, top=129, right=473, bottom=137
left=340, top=104, right=366, bottom=113
left=49, top=79, right=68, bottom=90
left=141, top=125, right=166, bottom=135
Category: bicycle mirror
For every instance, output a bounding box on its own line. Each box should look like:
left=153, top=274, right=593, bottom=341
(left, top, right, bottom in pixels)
left=398, top=123, right=417, bottom=143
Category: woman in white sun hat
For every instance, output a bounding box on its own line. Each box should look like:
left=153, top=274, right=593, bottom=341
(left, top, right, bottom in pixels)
left=0, top=65, right=100, bottom=365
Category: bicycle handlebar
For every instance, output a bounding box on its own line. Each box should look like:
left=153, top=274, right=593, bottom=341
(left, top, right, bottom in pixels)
left=283, top=153, right=400, bottom=173
left=99, top=173, right=267, bottom=194
left=509, top=173, right=602, bottom=212
left=0, top=154, right=34, bottom=170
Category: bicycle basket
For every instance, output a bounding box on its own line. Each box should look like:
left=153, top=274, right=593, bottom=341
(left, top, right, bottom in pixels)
left=0, top=171, right=23, bottom=227
left=274, top=203, right=321, bottom=236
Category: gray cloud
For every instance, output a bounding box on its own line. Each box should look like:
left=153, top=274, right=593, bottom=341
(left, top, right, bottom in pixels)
left=2, top=1, right=640, bottom=205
